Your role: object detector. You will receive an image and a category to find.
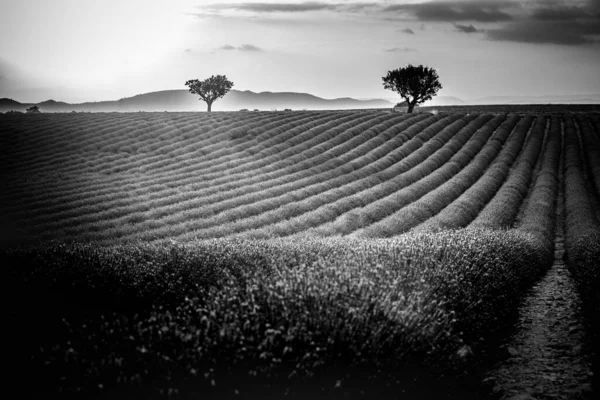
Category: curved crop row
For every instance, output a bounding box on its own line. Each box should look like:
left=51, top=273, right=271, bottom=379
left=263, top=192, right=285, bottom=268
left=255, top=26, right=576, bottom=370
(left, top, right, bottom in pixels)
left=28, top=114, right=431, bottom=238
left=415, top=115, right=535, bottom=232
left=576, top=115, right=600, bottom=199
left=469, top=116, right=547, bottom=230
left=351, top=114, right=515, bottom=238
left=563, top=115, right=600, bottom=315
left=42, top=114, right=451, bottom=242
left=4, top=112, right=333, bottom=229
left=238, top=114, right=493, bottom=239
left=563, top=115, right=600, bottom=387
left=3, top=232, right=548, bottom=398
left=1, top=112, right=261, bottom=212
left=24, top=112, right=403, bottom=239
left=13, top=112, right=347, bottom=227
left=4, top=113, right=211, bottom=176
left=4, top=112, right=293, bottom=201
left=173, top=114, right=481, bottom=241
left=509, top=115, right=562, bottom=255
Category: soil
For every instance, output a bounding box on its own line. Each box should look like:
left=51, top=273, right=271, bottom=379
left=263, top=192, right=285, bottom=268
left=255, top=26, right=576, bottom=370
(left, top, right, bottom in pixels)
left=483, top=165, right=595, bottom=400
left=484, top=258, right=594, bottom=399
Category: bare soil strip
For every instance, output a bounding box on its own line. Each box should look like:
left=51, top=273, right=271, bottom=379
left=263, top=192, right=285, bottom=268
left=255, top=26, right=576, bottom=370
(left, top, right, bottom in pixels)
left=485, top=255, right=594, bottom=399
left=484, top=141, right=595, bottom=400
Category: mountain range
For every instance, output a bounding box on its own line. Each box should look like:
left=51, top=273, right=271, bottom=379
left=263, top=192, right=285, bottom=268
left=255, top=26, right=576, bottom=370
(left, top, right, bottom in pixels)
left=2, top=90, right=599, bottom=114
left=0, top=90, right=393, bottom=113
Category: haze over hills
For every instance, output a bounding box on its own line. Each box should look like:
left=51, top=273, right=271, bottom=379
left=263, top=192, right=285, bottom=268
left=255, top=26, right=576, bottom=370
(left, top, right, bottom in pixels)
left=2, top=90, right=599, bottom=114
left=382, top=94, right=600, bottom=106
left=467, top=94, right=600, bottom=105
left=0, top=90, right=394, bottom=113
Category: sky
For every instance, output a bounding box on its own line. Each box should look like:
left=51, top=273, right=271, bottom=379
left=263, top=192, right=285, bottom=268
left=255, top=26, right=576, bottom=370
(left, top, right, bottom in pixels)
left=0, top=0, right=599, bottom=103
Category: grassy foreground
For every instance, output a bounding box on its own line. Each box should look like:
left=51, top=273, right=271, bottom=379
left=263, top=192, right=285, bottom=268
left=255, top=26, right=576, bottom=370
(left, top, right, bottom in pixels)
left=4, top=230, right=551, bottom=398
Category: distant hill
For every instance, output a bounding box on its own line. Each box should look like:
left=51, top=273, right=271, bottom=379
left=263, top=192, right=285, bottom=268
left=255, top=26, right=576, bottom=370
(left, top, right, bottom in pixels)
left=468, top=94, right=600, bottom=105
left=0, top=90, right=393, bottom=113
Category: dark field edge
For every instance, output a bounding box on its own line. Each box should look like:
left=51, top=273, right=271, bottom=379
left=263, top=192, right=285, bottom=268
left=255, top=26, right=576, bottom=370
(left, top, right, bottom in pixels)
left=3, top=231, right=553, bottom=399
left=418, top=105, right=600, bottom=114
left=563, top=116, right=600, bottom=392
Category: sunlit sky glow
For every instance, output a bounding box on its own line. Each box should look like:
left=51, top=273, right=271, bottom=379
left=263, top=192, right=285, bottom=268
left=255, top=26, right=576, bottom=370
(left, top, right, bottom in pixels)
left=1, top=0, right=599, bottom=103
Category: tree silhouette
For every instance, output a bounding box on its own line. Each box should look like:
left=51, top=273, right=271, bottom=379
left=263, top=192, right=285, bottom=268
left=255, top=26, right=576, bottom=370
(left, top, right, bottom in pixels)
left=382, top=65, right=442, bottom=113
left=26, top=105, right=41, bottom=114
left=185, top=75, right=233, bottom=112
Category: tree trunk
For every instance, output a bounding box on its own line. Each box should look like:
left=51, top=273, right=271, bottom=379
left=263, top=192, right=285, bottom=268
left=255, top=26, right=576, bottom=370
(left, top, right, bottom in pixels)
left=407, top=100, right=418, bottom=114
left=206, top=101, right=212, bottom=112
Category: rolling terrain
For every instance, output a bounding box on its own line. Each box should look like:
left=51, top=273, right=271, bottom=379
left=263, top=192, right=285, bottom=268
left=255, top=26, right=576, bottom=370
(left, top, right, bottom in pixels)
left=0, top=90, right=393, bottom=113
left=1, top=109, right=599, bottom=398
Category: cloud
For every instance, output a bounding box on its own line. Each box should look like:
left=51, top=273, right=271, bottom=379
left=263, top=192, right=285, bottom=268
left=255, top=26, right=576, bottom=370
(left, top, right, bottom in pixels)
left=238, top=44, right=263, bottom=51
left=486, top=20, right=600, bottom=45
left=199, top=2, right=338, bottom=13
left=382, top=1, right=515, bottom=23
left=454, top=23, right=483, bottom=33
left=531, top=5, right=595, bottom=21
left=193, top=1, right=600, bottom=46
left=211, top=44, right=263, bottom=53
left=484, top=1, right=600, bottom=45
left=184, top=48, right=192, bottom=53
left=385, top=47, right=418, bottom=52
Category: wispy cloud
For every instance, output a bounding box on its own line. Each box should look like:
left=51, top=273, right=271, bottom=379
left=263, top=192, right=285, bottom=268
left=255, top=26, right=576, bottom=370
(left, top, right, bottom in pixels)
left=486, top=20, right=600, bottom=45
left=382, top=1, right=515, bottom=23
left=184, top=48, right=192, bottom=53
left=195, top=1, right=600, bottom=46
left=213, top=44, right=264, bottom=52
left=454, top=23, right=483, bottom=33
left=238, top=44, right=263, bottom=51
left=199, top=2, right=338, bottom=13
left=385, top=47, right=418, bottom=52
left=485, top=0, right=600, bottom=45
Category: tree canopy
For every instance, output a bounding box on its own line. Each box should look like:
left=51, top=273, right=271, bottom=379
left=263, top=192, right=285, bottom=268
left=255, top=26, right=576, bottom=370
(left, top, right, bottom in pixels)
left=26, top=105, right=41, bottom=114
left=382, top=65, right=442, bottom=113
left=185, top=75, right=234, bottom=112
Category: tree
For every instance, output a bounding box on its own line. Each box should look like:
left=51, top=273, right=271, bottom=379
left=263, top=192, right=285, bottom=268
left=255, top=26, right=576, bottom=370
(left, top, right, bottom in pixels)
left=382, top=64, right=442, bottom=113
left=26, top=105, right=41, bottom=114
left=185, top=75, right=233, bottom=112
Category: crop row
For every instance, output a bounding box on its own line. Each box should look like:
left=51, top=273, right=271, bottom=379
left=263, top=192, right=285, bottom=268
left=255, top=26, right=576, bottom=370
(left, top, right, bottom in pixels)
left=6, top=112, right=375, bottom=227
left=217, top=114, right=505, bottom=239
left=241, top=114, right=494, bottom=239
left=1, top=112, right=245, bottom=209
left=29, top=114, right=451, bottom=242
left=26, top=114, right=432, bottom=238
left=2, top=111, right=314, bottom=214
left=149, top=114, right=480, bottom=241
left=350, top=114, right=515, bottom=237
left=469, top=116, right=548, bottom=230
left=414, top=115, right=536, bottom=232
left=3, top=113, right=216, bottom=176
left=562, top=115, right=600, bottom=389
left=2, top=112, right=599, bottom=245
left=7, top=112, right=341, bottom=226
left=575, top=114, right=600, bottom=200
left=3, top=231, right=549, bottom=398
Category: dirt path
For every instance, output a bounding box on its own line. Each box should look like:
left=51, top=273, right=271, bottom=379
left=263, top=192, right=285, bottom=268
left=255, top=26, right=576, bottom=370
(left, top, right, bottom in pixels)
left=484, top=154, right=594, bottom=400
left=484, top=254, right=594, bottom=399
